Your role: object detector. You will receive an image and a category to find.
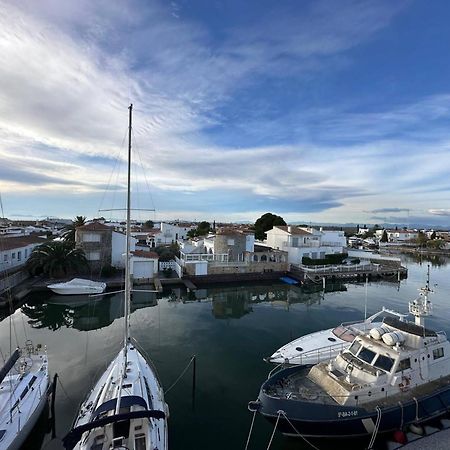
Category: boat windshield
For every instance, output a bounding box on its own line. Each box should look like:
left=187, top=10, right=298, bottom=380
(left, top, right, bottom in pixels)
left=332, top=326, right=357, bottom=342
left=373, top=354, right=395, bottom=372
left=358, top=347, right=376, bottom=364
left=349, top=341, right=362, bottom=356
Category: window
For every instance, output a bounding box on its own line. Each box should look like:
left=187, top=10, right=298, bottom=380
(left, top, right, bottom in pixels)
left=396, top=358, right=411, bottom=372
left=227, top=239, right=235, bottom=245
left=374, top=355, right=395, bottom=372
left=25, top=249, right=28, bottom=258
left=292, top=237, right=298, bottom=247
left=3, top=254, right=7, bottom=261
left=433, top=348, right=444, bottom=360
left=12, top=252, right=16, bottom=259
left=86, top=251, right=101, bottom=261
left=82, top=233, right=101, bottom=242
left=349, top=341, right=362, bottom=356
left=358, top=348, right=376, bottom=364
left=17, top=251, right=22, bottom=261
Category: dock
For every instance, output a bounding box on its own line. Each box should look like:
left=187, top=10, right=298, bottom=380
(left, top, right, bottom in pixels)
left=297, top=263, right=407, bottom=283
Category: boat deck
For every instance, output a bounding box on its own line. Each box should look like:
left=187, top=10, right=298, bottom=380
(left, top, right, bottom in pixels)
left=265, top=368, right=450, bottom=412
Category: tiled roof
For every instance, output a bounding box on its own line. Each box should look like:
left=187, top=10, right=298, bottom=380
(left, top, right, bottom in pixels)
left=132, top=250, right=159, bottom=259
left=0, top=235, right=46, bottom=251
left=76, top=222, right=111, bottom=231
left=274, top=226, right=312, bottom=235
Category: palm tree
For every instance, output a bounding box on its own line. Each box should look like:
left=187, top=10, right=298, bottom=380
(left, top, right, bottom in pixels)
left=62, top=215, right=86, bottom=245
left=26, top=241, right=88, bottom=278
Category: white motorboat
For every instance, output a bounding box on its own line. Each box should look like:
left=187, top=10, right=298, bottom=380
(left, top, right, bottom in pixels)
left=256, top=266, right=450, bottom=440
left=0, top=342, right=49, bottom=450
left=63, top=104, right=168, bottom=450
left=47, top=278, right=106, bottom=295
left=266, top=308, right=407, bottom=366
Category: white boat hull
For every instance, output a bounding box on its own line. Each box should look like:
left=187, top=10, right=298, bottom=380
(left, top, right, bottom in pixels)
left=65, top=342, right=168, bottom=450
left=47, top=278, right=106, bottom=295
left=0, top=348, right=49, bottom=450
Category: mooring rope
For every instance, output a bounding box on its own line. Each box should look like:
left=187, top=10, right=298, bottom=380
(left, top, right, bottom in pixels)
left=266, top=410, right=281, bottom=450
left=244, top=408, right=257, bottom=450
left=413, top=397, right=419, bottom=422
left=279, top=410, right=320, bottom=450
left=165, top=356, right=195, bottom=395
left=368, top=406, right=382, bottom=450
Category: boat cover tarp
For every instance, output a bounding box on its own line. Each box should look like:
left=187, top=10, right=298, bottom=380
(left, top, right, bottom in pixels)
left=384, top=316, right=437, bottom=337
left=280, top=276, right=299, bottom=285
left=62, top=409, right=166, bottom=450
left=0, top=349, right=20, bottom=385
left=92, top=395, right=148, bottom=420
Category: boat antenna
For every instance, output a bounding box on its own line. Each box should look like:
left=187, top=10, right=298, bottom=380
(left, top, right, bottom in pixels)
left=409, top=264, right=433, bottom=327
left=124, top=103, right=133, bottom=362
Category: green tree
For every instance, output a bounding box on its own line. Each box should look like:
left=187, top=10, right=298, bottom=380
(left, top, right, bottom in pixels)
left=187, top=221, right=211, bottom=238
left=144, top=220, right=154, bottom=229
left=380, top=230, right=388, bottom=243
left=254, top=212, right=286, bottom=240
left=427, top=239, right=444, bottom=250
left=62, top=216, right=86, bottom=245
left=415, top=231, right=428, bottom=248
left=26, top=241, right=88, bottom=278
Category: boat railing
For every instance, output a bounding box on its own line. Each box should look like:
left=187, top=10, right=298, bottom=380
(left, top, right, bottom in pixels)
left=290, top=341, right=348, bottom=365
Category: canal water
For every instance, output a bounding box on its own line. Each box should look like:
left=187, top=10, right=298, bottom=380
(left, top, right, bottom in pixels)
left=1, top=255, right=450, bottom=450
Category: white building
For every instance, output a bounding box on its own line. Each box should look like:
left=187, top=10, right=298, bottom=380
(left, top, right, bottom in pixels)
left=265, top=226, right=346, bottom=265
left=0, top=235, right=46, bottom=271
left=131, top=250, right=159, bottom=281
left=386, top=230, right=418, bottom=243
left=146, top=222, right=195, bottom=247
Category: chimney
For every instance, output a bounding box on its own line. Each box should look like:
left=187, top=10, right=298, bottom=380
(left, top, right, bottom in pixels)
left=288, top=226, right=292, bottom=232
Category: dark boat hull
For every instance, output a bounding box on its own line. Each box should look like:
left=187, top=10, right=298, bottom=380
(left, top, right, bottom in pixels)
left=257, top=366, right=450, bottom=438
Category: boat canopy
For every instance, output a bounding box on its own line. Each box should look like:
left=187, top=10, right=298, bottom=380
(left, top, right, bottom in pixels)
left=63, top=409, right=166, bottom=450
left=0, top=349, right=20, bottom=385
left=92, top=395, right=148, bottom=420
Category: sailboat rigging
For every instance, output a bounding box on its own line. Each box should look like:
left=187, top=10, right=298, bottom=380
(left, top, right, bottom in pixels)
left=63, top=104, right=168, bottom=450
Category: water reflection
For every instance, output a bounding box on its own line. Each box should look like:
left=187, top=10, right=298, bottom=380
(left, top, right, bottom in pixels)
left=403, top=253, right=450, bottom=267
left=21, top=290, right=158, bottom=331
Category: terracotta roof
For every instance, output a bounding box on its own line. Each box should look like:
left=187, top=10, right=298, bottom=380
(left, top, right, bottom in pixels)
left=274, top=226, right=312, bottom=235
left=0, top=235, right=46, bottom=251
left=76, top=222, right=112, bottom=231
left=132, top=250, right=159, bottom=259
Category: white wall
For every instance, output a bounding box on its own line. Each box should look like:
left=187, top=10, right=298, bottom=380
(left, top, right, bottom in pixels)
left=131, top=258, right=157, bottom=280
left=112, top=231, right=137, bottom=268
left=0, top=242, right=41, bottom=271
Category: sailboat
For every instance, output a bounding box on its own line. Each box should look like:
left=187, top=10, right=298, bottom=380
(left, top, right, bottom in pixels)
left=0, top=194, right=50, bottom=450
left=0, top=342, right=49, bottom=450
left=63, top=105, right=168, bottom=450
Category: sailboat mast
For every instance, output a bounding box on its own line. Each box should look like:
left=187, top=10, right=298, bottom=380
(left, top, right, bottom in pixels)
left=124, top=104, right=133, bottom=354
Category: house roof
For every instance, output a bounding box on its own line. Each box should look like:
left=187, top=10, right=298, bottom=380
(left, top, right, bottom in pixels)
left=274, top=226, right=312, bottom=235
left=0, top=235, right=46, bottom=251
left=76, top=222, right=112, bottom=231
left=132, top=250, right=159, bottom=259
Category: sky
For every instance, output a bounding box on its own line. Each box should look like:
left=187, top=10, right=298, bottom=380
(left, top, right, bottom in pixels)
left=1, top=0, right=450, bottom=227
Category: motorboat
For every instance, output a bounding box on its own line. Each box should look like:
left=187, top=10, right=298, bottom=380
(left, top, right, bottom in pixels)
left=0, top=342, right=49, bottom=450
left=47, top=278, right=106, bottom=295
left=63, top=105, right=168, bottom=450
left=252, top=266, right=450, bottom=439
left=266, top=308, right=408, bottom=366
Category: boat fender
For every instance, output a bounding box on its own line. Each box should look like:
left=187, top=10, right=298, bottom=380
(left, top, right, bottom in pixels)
left=399, top=376, right=410, bottom=392
left=392, top=430, right=407, bottom=444
left=409, top=423, right=424, bottom=435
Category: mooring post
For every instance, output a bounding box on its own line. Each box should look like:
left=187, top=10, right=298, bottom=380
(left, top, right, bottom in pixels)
left=322, top=277, right=326, bottom=290
left=192, top=355, right=196, bottom=410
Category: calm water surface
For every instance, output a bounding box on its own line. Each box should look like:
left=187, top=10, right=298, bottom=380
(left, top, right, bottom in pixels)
left=1, top=255, right=450, bottom=450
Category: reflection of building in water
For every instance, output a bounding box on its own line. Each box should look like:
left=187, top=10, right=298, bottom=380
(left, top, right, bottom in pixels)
left=21, top=291, right=158, bottom=332
left=211, top=291, right=252, bottom=319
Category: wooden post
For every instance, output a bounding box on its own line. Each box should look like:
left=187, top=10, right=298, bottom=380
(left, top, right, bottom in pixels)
left=192, top=355, right=196, bottom=410
left=51, top=373, right=57, bottom=439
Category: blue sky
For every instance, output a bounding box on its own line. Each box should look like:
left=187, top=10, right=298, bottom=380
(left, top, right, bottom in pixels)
left=1, top=0, right=450, bottom=226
